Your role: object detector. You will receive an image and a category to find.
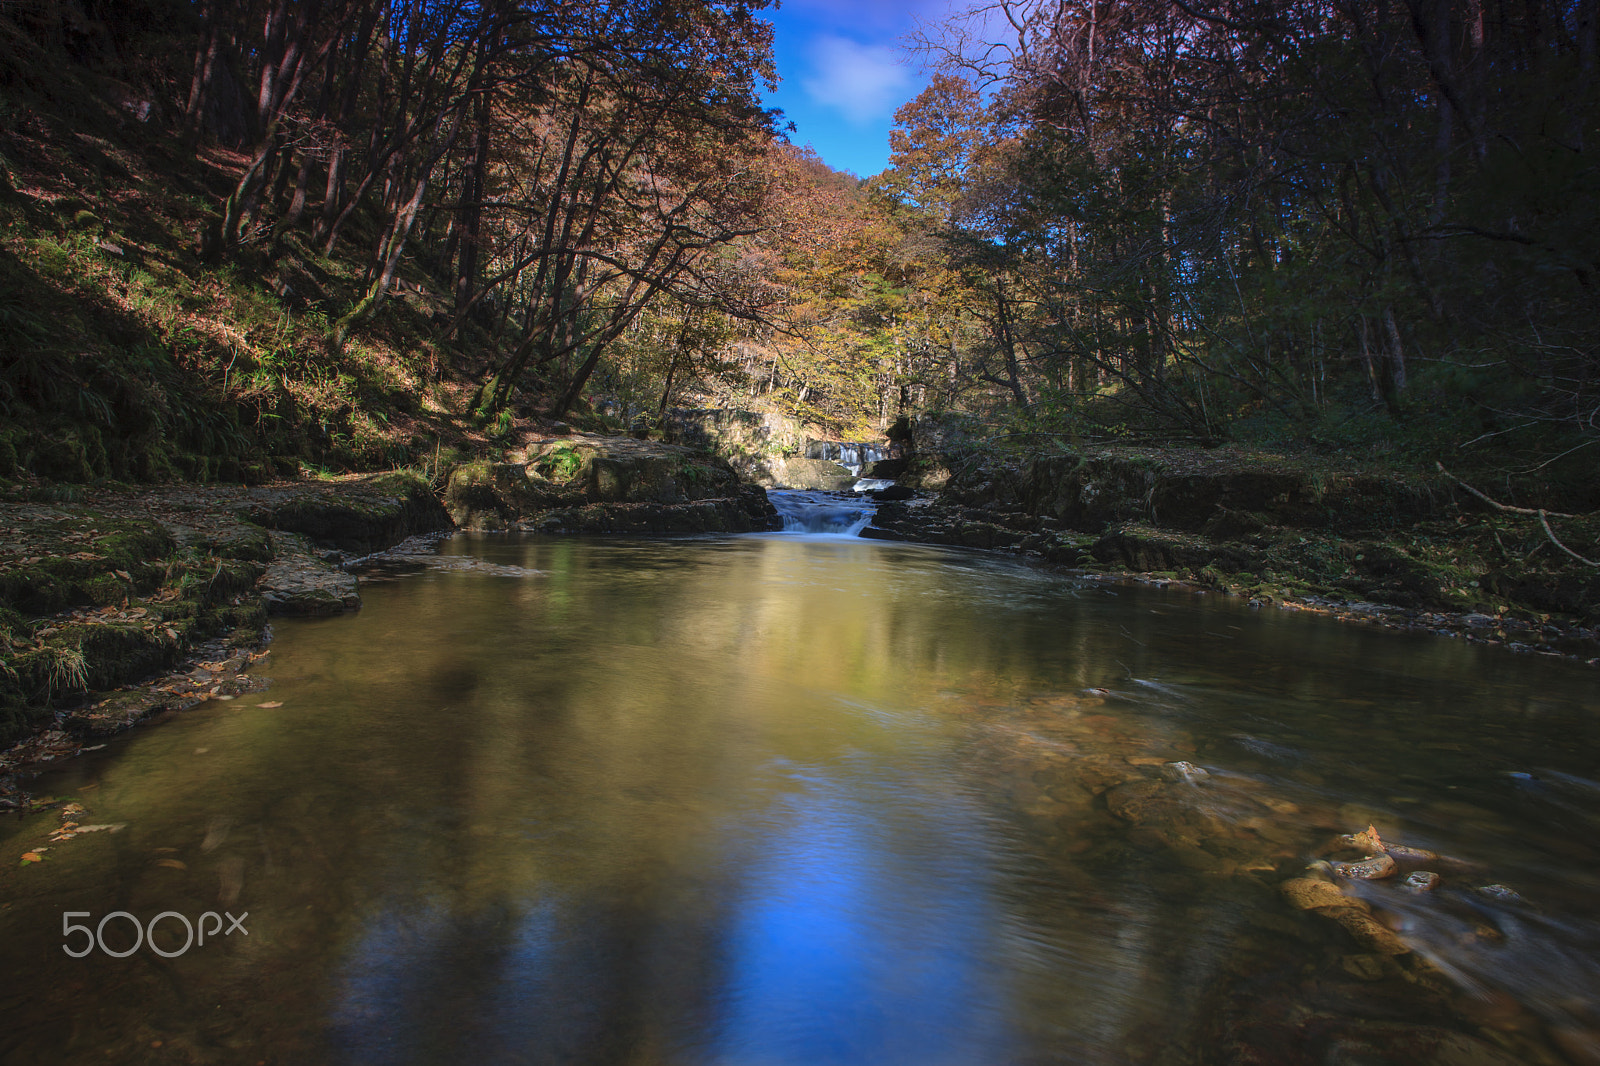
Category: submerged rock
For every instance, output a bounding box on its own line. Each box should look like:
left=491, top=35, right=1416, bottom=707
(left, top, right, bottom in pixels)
left=1161, top=760, right=1210, bottom=784
left=1318, top=906, right=1410, bottom=954
left=1402, top=871, right=1441, bottom=892
left=1476, top=883, right=1524, bottom=903
left=1281, top=877, right=1352, bottom=911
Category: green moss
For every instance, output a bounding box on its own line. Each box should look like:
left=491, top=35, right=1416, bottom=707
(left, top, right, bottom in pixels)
left=82, top=573, right=131, bottom=606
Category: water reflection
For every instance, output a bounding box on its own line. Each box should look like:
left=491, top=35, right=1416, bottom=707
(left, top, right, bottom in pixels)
left=0, top=533, right=1597, bottom=1064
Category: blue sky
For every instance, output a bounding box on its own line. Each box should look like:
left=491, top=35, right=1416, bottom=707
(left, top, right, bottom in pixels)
left=760, top=0, right=959, bottom=178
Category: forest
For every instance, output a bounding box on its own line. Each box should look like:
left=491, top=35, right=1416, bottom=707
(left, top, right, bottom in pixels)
left=0, top=0, right=1595, bottom=502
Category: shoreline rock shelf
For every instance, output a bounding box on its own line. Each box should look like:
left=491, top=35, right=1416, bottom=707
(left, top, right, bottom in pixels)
left=0, top=472, right=449, bottom=755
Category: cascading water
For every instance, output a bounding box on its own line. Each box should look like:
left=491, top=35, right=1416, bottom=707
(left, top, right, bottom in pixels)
left=804, top=440, right=888, bottom=476
left=768, top=489, right=875, bottom=535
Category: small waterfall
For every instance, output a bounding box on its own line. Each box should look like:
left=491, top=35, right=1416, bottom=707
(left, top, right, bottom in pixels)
left=768, top=490, right=875, bottom=535
left=804, top=441, right=888, bottom=477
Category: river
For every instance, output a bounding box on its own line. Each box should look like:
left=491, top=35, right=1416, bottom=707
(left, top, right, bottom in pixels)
left=1, top=510, right=1597, bottom=1064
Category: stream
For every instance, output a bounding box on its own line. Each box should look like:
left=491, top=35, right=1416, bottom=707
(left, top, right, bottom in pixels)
left=1, top=510, right=1597, bottom=1064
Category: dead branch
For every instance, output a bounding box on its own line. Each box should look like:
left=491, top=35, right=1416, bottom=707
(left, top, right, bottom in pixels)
left=1435, top=462, right=1577, bottom=518
left=1538, top=510, right=1600, bottom=567
left=1436, top=463, right=1596, bottom=567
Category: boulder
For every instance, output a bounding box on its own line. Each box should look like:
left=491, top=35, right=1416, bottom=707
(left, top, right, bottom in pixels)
left=446, top=435, right=780, bottom=533
left=747, top=456, right=857, bottom=491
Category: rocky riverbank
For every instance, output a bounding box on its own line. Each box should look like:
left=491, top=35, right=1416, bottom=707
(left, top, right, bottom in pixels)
left=0, top=471, right=452, bottom=763
left=0, top=436, right=780, bottom=775
left=861, top=443, right=1600, bottom=660
left=4, top=430, right=1595, bottom=788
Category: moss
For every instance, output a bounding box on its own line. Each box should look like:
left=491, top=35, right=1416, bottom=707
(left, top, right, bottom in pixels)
left=81, top=573, right=131, bottom=606
left=0, top=565, right=70, bottom=614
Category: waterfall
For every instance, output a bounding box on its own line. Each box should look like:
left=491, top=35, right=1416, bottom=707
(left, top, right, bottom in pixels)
left=768, top=490, right=875, bottom=535
left=804, top=441, right=889, bottom=476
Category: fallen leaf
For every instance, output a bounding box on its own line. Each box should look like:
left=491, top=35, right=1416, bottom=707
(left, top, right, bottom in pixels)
left=72, top=824, right=124, bottom=834
left=256, top=701, right=283, bottom=708
left=114, top=570, right=131, bottom=581
left=154, top=858, right=187, bottom=870
left=19, top=852, right=42, bottom=864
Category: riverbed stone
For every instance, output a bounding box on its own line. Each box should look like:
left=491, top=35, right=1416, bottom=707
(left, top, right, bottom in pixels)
left=1314, top=906, right=1410, bottom=955
left=1281, top=877, right=1352, bottom=911
left=1161, top=760, right=1210, bottom=783
left=1335, top=853, right=1399, bottom=880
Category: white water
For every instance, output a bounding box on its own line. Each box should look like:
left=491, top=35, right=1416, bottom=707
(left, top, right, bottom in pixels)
left=805, top=441, right=888, bottom=476
left=768, top=489, right=875, bottom=535
left=853, top=478, right=897, bottom=493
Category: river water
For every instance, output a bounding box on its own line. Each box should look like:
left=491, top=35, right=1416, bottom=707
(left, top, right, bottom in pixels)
left=2, top=520, right=1598, bottom=1065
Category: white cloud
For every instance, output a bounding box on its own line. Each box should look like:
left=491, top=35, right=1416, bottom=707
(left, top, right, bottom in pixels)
left=801, top=36, right=916, bottom=125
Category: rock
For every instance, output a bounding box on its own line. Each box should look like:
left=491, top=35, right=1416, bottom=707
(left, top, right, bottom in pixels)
left=1316, top=906, right=1410, bottom=954
left=1382, top=842, right=1438, bottom=863
left=446, top=437, right=781, bottom=533
left=659, top=408, right=808, bottom=469
left=1402, top=871, right=1441, bottom=892
left=862, top=458, right=908, bottom=479
left=750, top=456, right=857, bottom=491
left=243, top=471, right=450, bottom=553
left=260, top=532, right=360, bottom=615
left=1161, top=760, right=1210, bottom=784
left=1476, top=883, right=1523, bottom=903
left=1335, top=853, right=1398, bottom=880
left=1338, top=825, right=1386, bottom=853
left=1281, top=877, right=1353, bottom=911
left=1340, top=953, right=1390, bottom=981
left=871, top=485, right=916, bottom=501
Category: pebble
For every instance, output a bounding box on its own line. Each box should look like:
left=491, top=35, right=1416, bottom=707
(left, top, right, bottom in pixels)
left=1477, top=883, right=1523, bottom=903
left=1402, top=871, right=1440, bottom=892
